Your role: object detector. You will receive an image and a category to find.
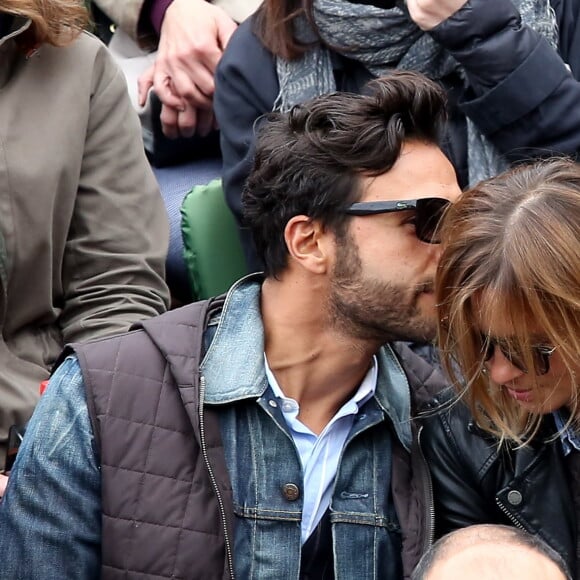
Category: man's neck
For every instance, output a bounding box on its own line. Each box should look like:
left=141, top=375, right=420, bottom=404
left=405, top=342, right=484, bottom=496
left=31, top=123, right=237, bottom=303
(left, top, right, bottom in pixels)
left=261, top=277, right=380, bottom=434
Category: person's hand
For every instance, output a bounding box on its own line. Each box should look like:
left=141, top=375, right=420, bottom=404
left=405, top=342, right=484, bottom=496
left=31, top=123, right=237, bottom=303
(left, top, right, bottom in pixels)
left=406, top=0, right=468, bottom=31
left=138, top=65, right=219, bottom=139
left=0, top=474, right=8, bottom=498
left=138, top=0, right=237, bottom=138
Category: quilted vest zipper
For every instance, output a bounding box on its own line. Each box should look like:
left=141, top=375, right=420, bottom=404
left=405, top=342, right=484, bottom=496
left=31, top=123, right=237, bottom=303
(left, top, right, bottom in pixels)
left=417, top=425, right=435, bottom=552
left=199, top=375, right=235, bottom=579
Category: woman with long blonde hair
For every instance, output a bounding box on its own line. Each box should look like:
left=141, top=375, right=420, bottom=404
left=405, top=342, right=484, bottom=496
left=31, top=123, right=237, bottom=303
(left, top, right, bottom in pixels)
left=422, top=157, right=580, bottom=577
left=0, top=0, right=169, bottom=492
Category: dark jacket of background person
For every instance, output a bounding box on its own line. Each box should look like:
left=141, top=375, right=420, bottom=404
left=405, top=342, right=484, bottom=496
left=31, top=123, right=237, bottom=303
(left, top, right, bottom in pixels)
left=0, top=17, right=170, bottom=463
left=214, top=0, right=580, bottom=271
left=420, top=392, right=578, bottom=577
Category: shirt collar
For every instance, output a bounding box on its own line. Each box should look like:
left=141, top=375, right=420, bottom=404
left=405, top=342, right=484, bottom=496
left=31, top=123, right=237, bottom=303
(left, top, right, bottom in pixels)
left=553, top=408, right=580, bottom=456
left=201, top=274, right=412, bottom=448
left=265, top=354, right=378, bottom=414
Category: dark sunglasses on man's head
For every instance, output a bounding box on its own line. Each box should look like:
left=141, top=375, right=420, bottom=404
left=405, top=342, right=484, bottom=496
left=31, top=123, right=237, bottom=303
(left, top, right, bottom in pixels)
left=343, top=197, right=450, bottom=244
left=480, top=334, right=557, bottom=376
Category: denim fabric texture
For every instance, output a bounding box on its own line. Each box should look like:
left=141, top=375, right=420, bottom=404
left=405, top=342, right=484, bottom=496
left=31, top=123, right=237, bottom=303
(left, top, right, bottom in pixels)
left=266, top=354, right=378, bottom=543
left=0, top=356, right=101, bottom=578
left=0, top=277, right=413, bottom=579
left=201, top=278, right=412, bottom=578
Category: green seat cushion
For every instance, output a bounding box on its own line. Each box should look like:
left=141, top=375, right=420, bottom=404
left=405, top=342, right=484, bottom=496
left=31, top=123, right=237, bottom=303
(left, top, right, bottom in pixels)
left=180, top=179, right=246, bottom=300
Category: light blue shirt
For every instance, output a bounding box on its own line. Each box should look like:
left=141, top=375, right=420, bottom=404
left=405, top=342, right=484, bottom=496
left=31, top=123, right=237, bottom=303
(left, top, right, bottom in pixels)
left=553, top=409, right=580, bottom=456
left=265, top=355, right=377, bottom=543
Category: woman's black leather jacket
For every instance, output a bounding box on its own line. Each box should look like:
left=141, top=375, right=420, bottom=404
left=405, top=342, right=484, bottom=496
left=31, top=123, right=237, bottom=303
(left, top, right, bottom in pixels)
left=420, top=391, right=577, bottom=577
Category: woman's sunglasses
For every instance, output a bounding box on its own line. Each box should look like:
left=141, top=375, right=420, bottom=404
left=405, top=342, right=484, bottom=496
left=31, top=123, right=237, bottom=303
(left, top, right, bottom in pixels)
left=343, top=197, right=450, bottom=244
left=480, top=334, right=557, bottom=376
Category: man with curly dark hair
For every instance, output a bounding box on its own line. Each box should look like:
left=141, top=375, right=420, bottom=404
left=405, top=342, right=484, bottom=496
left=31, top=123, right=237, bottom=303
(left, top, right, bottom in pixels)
left=0, top=71, right=459, bottom=579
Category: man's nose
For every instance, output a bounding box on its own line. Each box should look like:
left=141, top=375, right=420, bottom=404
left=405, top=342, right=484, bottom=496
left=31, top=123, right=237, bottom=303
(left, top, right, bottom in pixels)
left=429, top=242, right=444, bottom=264
left=487, top=347, right=526, bottom=385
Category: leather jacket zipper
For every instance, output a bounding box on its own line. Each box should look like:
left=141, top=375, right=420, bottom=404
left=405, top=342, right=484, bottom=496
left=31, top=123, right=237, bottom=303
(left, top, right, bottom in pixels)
left=495, top=499, right=525, bottom=530
left=199, top=375, right=235, bottom=579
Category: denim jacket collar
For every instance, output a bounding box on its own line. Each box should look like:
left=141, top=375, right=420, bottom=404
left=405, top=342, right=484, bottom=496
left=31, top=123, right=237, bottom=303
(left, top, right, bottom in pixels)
left=201, top=274, right=412, bottom=449
left=200, top=274, right=269, bottom=402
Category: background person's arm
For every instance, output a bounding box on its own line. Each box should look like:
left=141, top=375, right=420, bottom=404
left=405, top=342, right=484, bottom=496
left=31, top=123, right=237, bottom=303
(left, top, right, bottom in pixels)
left=0, top=357, right=101, bottom=578
left=59, top=39, right=170, bottom=343
left=409, top=0, right=580, bottom=160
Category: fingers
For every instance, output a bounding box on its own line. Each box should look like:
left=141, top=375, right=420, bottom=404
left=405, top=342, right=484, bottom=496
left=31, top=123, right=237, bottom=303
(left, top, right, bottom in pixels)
left=160, top=103, right=198, bottom=139
left=152, top=70, right=186, bottom=110
left=137, top=65, right=155, bottom=107
left=146, top=0, right=238, bottom=138
left=406, top=0, right=469, bottom=30
left=160, top=104, right=181, bottom=139
left=215, top=13, right=238, bottom=51
left=196, top=108, right=215, bottom=138
left=153, top=0, right=237, bottom=109
left=169, top=66, right=214, bottom=109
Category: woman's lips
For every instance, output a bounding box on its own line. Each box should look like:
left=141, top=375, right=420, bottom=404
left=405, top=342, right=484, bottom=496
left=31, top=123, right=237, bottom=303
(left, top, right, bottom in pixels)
left=505, top=387, right=534, bottom=403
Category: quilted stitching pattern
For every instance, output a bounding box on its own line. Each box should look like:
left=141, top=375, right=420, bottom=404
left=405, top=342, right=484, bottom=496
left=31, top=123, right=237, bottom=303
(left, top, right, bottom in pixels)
left=75, top=303, right=231, bottom=579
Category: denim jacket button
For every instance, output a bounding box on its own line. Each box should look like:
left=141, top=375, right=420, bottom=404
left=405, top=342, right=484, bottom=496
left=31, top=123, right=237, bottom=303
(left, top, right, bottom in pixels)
left=507, top=489, right=523, bottom=506
left=282, top=483, right=300, bottom=501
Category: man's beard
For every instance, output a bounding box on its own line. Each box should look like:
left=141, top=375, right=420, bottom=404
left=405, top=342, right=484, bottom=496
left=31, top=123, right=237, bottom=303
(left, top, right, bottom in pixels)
left=328, top=233, right=437, bottom=344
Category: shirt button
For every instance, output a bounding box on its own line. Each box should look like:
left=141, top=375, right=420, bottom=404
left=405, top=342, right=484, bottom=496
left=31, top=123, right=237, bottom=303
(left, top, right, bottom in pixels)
left=282, top=483, right=300, bottom=501
left=282, top=402, right=295, bottom=412
left=268, top=400, right=278, bottom=408
left=507, top=490, right=523, bottom=506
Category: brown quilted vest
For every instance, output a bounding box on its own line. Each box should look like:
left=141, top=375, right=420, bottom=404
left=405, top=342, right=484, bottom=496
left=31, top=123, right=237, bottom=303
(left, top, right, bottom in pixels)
left=70, top=297, right=447, bottom=580
left=72, top=299, right=235, bottom=580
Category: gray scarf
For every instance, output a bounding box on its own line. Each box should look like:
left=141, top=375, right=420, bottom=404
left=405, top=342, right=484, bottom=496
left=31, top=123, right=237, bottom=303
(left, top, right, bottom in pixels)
left=275, top=0, right=558, bottom=185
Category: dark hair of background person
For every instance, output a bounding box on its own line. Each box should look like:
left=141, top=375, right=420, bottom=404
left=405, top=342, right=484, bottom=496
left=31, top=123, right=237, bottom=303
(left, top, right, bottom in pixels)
left=436, top=157, right=580, bottom=442
left=242, top=70, right=447, bottom=278
left=411, top=525, right=572, bottom=580
left=254, top=0, right=397, bottom=59
left=0, top=0, right=89, bottom=49
left=253, top=0, right=308, bottom=60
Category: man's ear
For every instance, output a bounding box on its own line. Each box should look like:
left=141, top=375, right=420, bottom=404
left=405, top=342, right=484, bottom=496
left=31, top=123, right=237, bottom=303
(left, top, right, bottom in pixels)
left=284, top=216, right=334, bottom=275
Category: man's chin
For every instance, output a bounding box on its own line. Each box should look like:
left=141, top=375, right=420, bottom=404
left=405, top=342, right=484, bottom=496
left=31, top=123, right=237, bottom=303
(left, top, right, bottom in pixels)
left=407, top=313, right=437, bottom=344
left=417, top=291, right=438, bottom=320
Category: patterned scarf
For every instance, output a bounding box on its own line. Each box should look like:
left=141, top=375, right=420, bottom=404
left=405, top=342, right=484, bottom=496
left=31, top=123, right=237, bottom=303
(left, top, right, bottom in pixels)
left=274, top=0, right=558, bottom=185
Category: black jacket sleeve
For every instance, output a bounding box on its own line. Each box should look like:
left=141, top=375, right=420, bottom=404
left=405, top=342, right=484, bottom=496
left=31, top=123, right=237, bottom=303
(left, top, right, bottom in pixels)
left=430, top=0, right=580, bottom=161
left=214, top=19, right=278, bottom=271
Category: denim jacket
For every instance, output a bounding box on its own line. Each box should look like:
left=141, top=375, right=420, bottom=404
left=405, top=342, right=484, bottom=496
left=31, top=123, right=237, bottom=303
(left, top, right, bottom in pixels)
left=0, top=276, right=441, bottom=579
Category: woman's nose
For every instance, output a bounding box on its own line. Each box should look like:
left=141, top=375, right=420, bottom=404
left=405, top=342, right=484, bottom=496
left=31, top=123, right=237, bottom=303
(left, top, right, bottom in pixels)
left=486, top=347, right=526, bottom=385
